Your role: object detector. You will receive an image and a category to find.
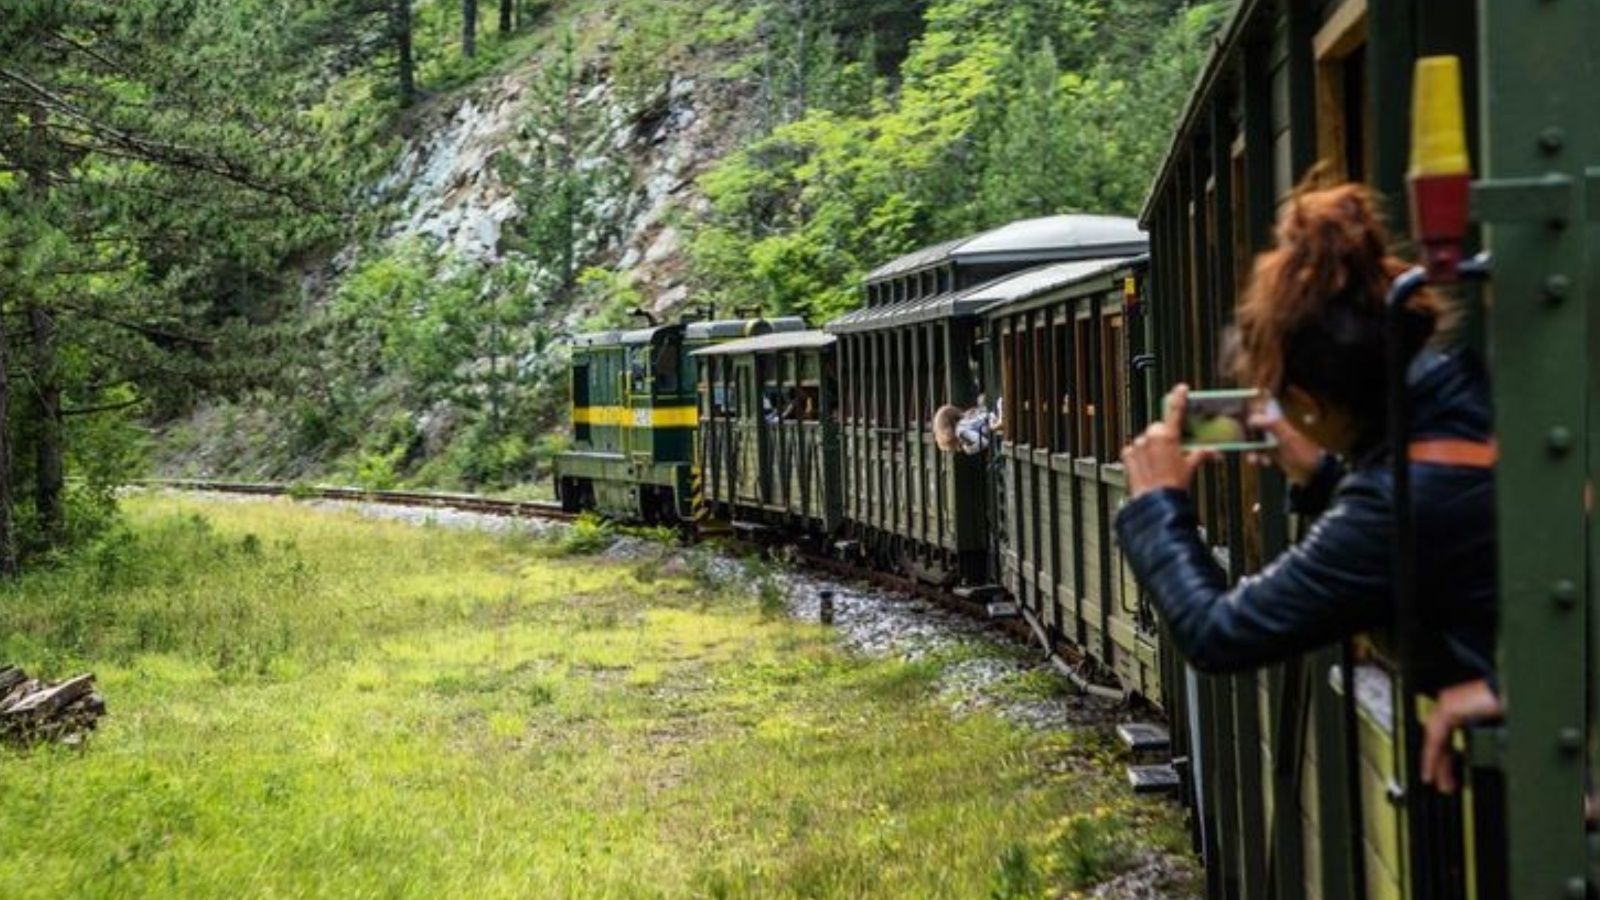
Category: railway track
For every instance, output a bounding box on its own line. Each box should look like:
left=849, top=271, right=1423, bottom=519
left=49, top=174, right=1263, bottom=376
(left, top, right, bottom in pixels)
left=140, top=479, right=579, bottom=522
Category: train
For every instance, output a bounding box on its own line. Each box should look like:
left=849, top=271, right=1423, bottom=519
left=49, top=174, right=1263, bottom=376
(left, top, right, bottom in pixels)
left=556, top=1, right=1596, bottom=898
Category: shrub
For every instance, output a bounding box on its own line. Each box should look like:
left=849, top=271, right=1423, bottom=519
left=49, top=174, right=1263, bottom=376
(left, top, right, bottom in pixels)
left=556, top=513, right=615, bottom=556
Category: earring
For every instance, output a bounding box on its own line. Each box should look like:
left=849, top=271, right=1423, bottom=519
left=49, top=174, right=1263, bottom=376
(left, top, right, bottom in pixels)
left=1301, top=413, right=1317, bottom=425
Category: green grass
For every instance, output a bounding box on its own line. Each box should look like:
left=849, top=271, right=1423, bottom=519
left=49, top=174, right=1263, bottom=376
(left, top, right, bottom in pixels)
left=0, top=495, right=1190, bottom=899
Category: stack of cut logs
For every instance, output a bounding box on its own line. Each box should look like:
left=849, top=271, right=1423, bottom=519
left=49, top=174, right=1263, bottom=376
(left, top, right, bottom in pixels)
left=0, top=666, right=105, bottom=747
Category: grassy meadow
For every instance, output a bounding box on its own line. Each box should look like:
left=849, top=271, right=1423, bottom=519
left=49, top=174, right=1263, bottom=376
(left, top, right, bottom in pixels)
left=0, top=495, right=1187, bottom=899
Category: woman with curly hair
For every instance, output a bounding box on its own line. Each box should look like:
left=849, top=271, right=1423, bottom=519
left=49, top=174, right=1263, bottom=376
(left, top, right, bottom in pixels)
left=1115, top=182, right=1498, bottom=792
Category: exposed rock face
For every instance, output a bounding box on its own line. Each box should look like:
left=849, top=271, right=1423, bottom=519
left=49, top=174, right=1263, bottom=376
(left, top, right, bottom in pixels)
left=159, top=43, right=763, bottom=483
left=366, top=67, right=750, bottom=319
left=374, top=83, right=526, bottom=261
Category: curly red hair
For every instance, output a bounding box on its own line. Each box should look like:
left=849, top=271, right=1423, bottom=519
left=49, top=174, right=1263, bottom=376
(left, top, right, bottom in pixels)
left=1231, top=183, right=1451, bottom=413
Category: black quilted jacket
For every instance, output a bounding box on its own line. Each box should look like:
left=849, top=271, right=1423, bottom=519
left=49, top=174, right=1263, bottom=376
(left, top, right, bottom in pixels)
left=1113, top=349, right=1497, bottom=691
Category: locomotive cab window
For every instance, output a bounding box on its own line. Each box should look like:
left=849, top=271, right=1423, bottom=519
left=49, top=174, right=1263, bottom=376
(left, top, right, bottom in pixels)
left=653, top=340, right=682, bottom=396
left=573, top=361, right=592, bottom=443
left=629, top=347, right=648, bottom=394
left=1314, top=0, right=1370, bottom=182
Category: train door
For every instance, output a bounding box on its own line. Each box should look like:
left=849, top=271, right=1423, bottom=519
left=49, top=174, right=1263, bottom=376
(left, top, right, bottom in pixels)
left=758, top=356, right=777, bottom=505
left=733, top=358, right=763, bottom=505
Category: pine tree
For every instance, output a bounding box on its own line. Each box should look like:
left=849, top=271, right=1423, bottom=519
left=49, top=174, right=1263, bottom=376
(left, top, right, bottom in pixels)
left=978, top=42, right=1074, bottom=223
left=392, top=0, right=416, bottom=105
left=504, top=30, right=629, bottom=294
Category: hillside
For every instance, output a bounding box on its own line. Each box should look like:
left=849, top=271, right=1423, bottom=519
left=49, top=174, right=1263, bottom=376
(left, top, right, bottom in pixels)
left=145, top=0, right=1222, bottom=495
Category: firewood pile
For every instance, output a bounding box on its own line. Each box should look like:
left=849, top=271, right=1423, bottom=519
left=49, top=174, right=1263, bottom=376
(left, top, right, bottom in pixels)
left=0, top=666, right=105, bottom=748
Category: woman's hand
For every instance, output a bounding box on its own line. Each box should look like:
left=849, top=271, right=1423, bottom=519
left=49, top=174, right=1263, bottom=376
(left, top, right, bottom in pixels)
left=1247, top=404, right=1327, bottom=487
left=1122, top=385, right=1216, bottom=499
left=1420, top=679, right=1502, bottom=794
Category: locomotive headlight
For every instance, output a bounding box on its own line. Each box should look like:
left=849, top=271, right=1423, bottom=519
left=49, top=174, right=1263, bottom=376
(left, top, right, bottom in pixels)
left=1407, top=55, right=1472, bottom=282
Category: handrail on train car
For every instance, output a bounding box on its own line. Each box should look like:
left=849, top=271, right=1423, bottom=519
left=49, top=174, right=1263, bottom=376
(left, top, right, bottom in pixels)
left=1386, top=254, right=1492, bottom=897
left=1389, top=55, right=1493, bottom=897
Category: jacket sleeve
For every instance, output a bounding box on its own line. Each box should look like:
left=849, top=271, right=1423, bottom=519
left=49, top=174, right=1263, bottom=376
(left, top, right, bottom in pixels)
left=1114, top=483, right=1392, bottom=674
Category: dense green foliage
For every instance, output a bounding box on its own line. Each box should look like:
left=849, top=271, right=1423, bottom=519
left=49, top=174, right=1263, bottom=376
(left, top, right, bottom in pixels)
left=0, top=0, right=563, bottom=564
left=0, top=495, right=1193, bottom=897
left=688, top=0, right=1224, bottom=322
left=6, top=0, right=1221, bottom=556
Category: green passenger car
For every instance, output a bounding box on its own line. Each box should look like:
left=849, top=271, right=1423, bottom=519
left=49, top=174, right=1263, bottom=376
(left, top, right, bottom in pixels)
left=827, top=214, right=1147, bottom=586
left=692, top=330, right=842, bottom=535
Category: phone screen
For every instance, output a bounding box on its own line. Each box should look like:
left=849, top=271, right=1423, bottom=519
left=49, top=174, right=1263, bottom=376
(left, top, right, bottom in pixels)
left=1181, top=389, right=1277, bottom=451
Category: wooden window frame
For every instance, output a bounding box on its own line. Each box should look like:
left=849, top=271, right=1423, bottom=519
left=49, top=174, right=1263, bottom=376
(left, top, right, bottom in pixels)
left=1074, top=308, right=1095, bottom=458
left=1313, top=0, right=1370, bottom=181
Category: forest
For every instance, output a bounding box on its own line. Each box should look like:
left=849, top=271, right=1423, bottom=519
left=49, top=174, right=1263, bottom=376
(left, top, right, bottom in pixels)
left=0, top=0, right=1221, bottom=575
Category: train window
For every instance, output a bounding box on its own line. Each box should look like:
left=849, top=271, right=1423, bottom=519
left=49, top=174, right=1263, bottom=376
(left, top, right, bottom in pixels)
left=1000, top=326, right=1016, bottom=442
left=1015, top=317, right=1029, bottom=446
left=629, top=347, right=648, bottom=394
left=1313, top=1, right=1370, bottom=181
left=844, top=338, right=855, bottom=421
left=1074, top=313, right=1094, bottom=457
left=1052, top=319, right=1070, bottom=452
left=1032, top=313, right=1049, bottom=450
left=1101, top=311, right=1127, bottom=452
left=900, top=331, right=914, bottom=427
left=573, top=362, right=591, bottom=443
left=874, top=334, right=886, bottom=426
left=1230, top=137, right=1251, bottom=302
left=653, top=341, right=681, bottom=395
left=894, top=332, right=906, bottom=428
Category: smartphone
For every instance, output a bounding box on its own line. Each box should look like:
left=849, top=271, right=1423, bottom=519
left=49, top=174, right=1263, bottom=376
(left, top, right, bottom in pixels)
left=1181, top=388, right=1278, bottom=452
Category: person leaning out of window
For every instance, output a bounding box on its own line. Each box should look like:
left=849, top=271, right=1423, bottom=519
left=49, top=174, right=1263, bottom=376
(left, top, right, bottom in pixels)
left=1115, top=183, right=1499, bottom=793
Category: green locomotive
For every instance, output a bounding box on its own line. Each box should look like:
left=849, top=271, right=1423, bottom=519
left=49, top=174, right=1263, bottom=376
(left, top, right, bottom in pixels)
left=553, top=317, right=802, bottom=522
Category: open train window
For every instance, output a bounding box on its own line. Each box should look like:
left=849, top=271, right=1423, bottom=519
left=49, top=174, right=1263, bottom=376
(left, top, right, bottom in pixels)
left=653, top=340, right=681, bottom=396
left=1101, top=311, right=1127, bottom=452
left=573, top=362, right=591, bottom=443
left=900, top=331, right=914, bottom=427
left=1074, top=312, right=1095, bottom=457
left=999, top=324, right=1016, bottom=442
left=1032, top=312, right=1049, bottom=450
left=1017, top=318, right=1033, bottom=445
left=1052, top=318, right=1070, bottom=452
left=1314, top=1, right=1370, bottom=182
left=629, top=347, right=648, bottom=395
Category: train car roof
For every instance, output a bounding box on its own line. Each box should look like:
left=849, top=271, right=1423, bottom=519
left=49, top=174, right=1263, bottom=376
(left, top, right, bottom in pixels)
left=682, top=316, right=808, bottom=341
left=863, top=214, right=1146, bottom=284
left=952, top=215, right=1146, bottom=265
left=829, top=256, right=1143, bottom=334
left=568, top=329, right=626, bottom=348
left=973, top=256, right=1145, bottom=316
left=568, top=316, right=809, bottom=348
left=690, top=330, right=836, bottom=357
left=619, top=324, right=678, bottom=345
left=863, top=237, right=970, bottom=282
